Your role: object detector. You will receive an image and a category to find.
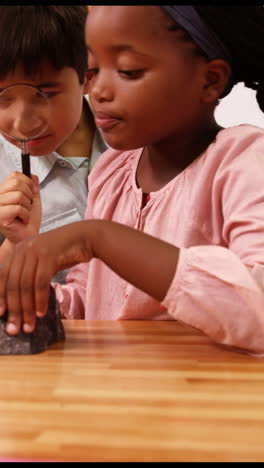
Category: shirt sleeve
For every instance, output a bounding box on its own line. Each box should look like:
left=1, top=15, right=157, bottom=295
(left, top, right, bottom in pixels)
left=52, top=261, right=88, bottom=319
left=162, top=135, right=264, bottom=356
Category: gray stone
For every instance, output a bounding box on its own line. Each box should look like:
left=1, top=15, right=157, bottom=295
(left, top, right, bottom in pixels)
left=0, top=287, right=65, bottom=354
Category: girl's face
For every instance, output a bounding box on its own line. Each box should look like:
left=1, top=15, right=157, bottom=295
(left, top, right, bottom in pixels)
left=86, top=6, right=210, bottom=150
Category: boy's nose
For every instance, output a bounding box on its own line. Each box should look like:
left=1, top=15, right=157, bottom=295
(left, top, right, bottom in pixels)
left=0, top=86, right=50, bottom=141
left=12, top=112, right=45, bottom=140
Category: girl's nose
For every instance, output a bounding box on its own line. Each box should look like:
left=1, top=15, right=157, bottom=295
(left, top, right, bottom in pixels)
left=89, top=72, right=114, bottom=103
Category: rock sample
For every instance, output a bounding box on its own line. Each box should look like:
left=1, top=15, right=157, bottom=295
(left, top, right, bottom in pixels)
left=0, top=287, right=65, bottom=354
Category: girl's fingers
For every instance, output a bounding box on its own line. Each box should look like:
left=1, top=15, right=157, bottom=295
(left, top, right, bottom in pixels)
left=4, top=249, right=25, bottom=335
left=0, top=246, right=52, bottom=334
left=20, top=256, right=38, bottom=333
left=0, top=250, right=24, bottom=335
left=35, top=259, right=54, bottom=318
left=0, top=261, right=8, bottom=317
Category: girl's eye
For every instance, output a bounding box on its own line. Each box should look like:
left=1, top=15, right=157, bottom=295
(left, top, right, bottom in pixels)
left=86, top=67, right=144, bottom=80
left=119, top=69, right=144, bottom=79
left=87, top=68, right=98, bottom=80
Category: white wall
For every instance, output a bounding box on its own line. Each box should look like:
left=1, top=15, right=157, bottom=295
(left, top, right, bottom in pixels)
left=215, top=82, right=264, bottom=129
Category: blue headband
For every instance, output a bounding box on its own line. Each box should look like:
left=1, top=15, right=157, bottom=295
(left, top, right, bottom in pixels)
left=161, top=5, right=234, bottom=97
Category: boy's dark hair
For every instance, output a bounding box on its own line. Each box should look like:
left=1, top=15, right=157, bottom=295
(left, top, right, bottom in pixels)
left=0, top=6, right=88, bottom=84
left=195, top=5, right=264, bottom=112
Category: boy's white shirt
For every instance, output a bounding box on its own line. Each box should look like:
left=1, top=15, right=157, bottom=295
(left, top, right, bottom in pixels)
left=0, top=96, right=107, bottom=226
left=0, top=95, right=108, bottom=282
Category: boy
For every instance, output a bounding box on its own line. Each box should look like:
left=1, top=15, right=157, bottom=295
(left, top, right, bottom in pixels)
left=0, top=6, right=107, bottom=283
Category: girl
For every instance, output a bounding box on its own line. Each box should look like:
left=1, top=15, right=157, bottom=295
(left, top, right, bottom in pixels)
left=1, top=5, right=264, bottom=355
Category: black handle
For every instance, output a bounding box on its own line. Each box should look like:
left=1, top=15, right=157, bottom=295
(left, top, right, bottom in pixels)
left=21, top=153, right=31, bottom=178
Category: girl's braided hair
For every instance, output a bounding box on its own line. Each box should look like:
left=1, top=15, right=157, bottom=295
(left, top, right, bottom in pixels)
left=196, top=5, right=264, bottom=112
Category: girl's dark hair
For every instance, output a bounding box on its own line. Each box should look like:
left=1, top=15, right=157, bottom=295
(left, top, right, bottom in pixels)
left=0, top=6, right=88, bottom=84
left=195, top=5, right=264, bottom=112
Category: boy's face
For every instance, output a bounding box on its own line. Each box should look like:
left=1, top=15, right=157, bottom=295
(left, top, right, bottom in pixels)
left=85, top=6, right=210, bottom=151
left=0, top=62, right=89, bottom=155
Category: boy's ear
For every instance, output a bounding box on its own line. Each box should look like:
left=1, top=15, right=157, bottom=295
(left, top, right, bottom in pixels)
left=83, top=71, right=90, bottom=95
left=201, top=59, right=232, bottom=103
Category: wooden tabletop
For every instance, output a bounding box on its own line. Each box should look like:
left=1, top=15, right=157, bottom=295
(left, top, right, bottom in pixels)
left=0, top=319, right=264, bottom=462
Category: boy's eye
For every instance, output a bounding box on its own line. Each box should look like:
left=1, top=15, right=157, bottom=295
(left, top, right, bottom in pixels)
left=44, top=92, right=60, bottom=98
left=0, top=95, right=12, bottom=104
left=119, top=69, right=144, bottom=79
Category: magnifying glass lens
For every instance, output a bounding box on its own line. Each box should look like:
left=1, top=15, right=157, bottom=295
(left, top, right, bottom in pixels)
left=0, top=84, right=50, bottom=143
left=0, top=84, right=50, bottom=177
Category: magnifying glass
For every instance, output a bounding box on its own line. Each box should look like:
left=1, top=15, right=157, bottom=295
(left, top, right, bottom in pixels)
left=0, top=83, right=50, bottom=178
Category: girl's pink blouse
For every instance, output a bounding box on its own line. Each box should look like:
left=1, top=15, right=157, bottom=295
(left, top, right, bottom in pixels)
left=54, top=124, right=264, bottom=355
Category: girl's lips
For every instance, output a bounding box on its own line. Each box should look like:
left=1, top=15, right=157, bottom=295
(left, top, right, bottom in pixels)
left=94, top=112, right=122, bottom=130
left=95, top=117, right=120, bottom=129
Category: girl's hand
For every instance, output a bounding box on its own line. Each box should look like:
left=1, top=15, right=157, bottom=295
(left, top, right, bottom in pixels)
left=0, top=221, right=94, bottom=335
left=0, top=218, right=179, bottom=337
left=0, top=171, right=41, bottom=243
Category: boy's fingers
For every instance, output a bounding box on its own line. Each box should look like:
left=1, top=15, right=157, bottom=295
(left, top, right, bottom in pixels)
left=0, top=175, right=37, bottom=206
left=31, top=174, right=39, bottom=189
left=0, top=191, right=32, bottom=210
left=1, top=205, right=30, bottom=226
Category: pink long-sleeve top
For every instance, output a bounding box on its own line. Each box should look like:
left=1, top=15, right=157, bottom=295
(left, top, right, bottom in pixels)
left=54, top=124, right=264, bottom=355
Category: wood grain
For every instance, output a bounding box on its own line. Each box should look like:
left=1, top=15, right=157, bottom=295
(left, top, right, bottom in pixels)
left=0, top=320, right=264, bottom=462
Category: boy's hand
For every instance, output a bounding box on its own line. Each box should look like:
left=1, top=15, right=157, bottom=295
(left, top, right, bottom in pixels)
left=0, top=171, right=41, bottom=244
left=0, top=221, right=93, bottom=335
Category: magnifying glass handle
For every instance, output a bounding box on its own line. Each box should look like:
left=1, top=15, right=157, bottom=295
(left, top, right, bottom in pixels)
left=21, top=152, right=31, bottom=178
left=21, top=141, right=31, bottom=178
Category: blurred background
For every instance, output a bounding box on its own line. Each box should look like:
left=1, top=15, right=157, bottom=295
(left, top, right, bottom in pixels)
left=215, top=82, right=264, bottom=129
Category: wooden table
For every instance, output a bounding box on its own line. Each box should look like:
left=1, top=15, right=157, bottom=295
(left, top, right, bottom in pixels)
left=0, top=320, right=264, bottom=462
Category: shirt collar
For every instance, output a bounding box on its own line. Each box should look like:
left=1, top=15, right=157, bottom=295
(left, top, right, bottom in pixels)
left=0, top=135, right=57, bottom=184
left=0, top=95, right=108, bottom=183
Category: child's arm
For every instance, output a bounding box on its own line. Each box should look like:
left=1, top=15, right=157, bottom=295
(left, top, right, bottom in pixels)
left=2, top=145, right=264, bottom=357
left=1, top=214, right=264, bottom=356
left=0, top=219, right=179, bottom=334
left=0, top=238, right=15, bottom=264
left=91, top=220, right=180, bottom=301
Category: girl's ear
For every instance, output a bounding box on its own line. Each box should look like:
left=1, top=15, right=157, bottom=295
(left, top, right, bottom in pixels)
left=201, top=59, right=232, bottom=103
left=83, top=71, right=91, bottom=95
